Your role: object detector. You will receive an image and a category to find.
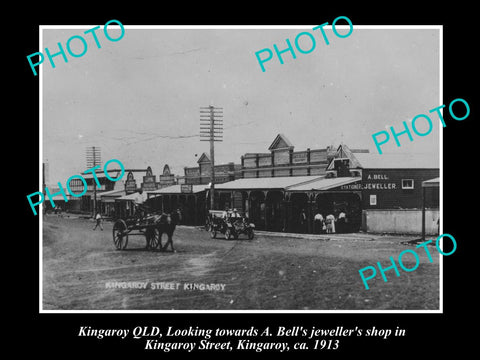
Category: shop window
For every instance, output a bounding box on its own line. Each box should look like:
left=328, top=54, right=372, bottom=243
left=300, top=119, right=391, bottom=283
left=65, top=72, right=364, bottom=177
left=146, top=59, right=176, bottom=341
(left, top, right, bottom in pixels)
left=402, top=179, right=414, bottom=189
left=369, top=194, right=377, bottom=206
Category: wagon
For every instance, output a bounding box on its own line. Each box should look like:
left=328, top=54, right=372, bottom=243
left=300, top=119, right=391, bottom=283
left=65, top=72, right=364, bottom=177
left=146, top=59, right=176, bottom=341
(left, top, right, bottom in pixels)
left=112, top=212, right=167, bottom=250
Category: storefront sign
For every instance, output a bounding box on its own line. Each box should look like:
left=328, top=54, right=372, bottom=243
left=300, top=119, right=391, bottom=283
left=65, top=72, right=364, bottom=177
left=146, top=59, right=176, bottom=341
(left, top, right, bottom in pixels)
left=185, top=168, right=200, bottom=177
left=142, top=182, right=157, bottom=191
left=215, top=165, right=230, bottom=175
left=181, top=184, right=193, bottom=193
left=310, top=150, right=327, bottom=163
left=341, top=183, right=397, bottom=190
left=125, top=171, right=137, bottom=194
left=142, top=166, right=156, bottom=189
left=363, top=183, right=396, bottom=190
left=243, top=157, right=257, bottom=168
left=367, top=174, right=389, bottom=180
left=274, top=150, right=290, bottom=165
left=162, top=165, right=171, bottom=176
left=258, top=155, right=272, bottom=167
left=292, top=151, right=308, bottom=164
left=340, top=174, right=397, bottom=191
left=341, top=183, right=362, bottom=190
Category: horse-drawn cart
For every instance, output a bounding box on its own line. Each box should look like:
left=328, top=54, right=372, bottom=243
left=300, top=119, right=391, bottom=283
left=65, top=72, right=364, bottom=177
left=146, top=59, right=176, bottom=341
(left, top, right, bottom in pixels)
left=112, top=212, right=176, bottom=250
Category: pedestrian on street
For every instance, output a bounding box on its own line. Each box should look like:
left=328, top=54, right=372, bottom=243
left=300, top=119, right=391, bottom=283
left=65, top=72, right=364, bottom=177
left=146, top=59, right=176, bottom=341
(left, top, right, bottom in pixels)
left=299, top=209, right=307, bottom=233
left=314, top=212, right=324, bottom=234
left=326, top=213, right=336, bottom=233
left=176, top=208, right=183, bottom=225
left=93, top=212, right=103, bottom=231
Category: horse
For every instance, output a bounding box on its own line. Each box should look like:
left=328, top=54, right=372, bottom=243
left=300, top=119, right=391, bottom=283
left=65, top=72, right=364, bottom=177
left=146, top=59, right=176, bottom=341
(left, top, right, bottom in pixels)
left=157, top=211, right=179, bottom=252
left=142, top=208, right=180, bottom=251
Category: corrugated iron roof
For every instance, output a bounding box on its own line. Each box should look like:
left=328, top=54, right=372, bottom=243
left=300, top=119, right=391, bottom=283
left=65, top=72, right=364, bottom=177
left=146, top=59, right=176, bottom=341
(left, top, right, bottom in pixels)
left=422, top=177, right=440, bottom=187
left=214, top=175, right=323, bottom=190
left=147, top=185, right=207, bottom=195
left=99, top=189, right=125, bottom=198
left=116, top=192, right=148, bottom=201
left=288, top=177, right=360, bottom=191
left=353, top=152, right=439, bottom=169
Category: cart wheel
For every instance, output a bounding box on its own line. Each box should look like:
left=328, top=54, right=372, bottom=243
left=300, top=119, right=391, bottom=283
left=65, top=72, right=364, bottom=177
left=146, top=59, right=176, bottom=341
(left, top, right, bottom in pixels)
left=248, top=229, right=255, bottom=240
left=225, top=228, right=231, bottom=240
left=210, top=229, right=217, bottom=239
left=113, top=219, right=128, bottom=250
left=147, top=228, right=160, bottom=249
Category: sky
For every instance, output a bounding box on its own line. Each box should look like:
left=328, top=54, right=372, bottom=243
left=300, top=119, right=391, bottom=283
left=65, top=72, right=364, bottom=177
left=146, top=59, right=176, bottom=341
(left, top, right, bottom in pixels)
left=42, top=25, right=440, bottom=185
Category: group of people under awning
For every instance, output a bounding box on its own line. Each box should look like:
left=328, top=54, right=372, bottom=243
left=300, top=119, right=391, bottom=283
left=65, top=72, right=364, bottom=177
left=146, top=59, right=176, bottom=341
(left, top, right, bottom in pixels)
left=298, top=209, right=348, bottom=234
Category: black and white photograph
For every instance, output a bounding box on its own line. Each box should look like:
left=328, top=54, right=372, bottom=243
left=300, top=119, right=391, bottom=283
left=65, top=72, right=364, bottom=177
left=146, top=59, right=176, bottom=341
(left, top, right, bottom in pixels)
left=14, top=5, right=478, bottom=356
left=40, top=25, right=442, bottom=312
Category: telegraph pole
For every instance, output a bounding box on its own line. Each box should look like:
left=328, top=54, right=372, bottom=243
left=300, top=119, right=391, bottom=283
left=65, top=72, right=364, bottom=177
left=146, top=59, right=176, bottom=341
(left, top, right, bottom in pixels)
left=86, top=146, right=102, bottom=216
left=200, top=105, right=223, bottom=210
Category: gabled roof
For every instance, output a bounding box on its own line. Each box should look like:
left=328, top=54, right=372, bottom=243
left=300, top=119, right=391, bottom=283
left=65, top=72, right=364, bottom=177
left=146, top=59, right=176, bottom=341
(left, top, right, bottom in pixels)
left=197, top=152, right=210, bottom=164
left=268, top=134, right=294, bottom=151
left=326, top=144, right=363, bottom=170
left=162, top=164, right=172, bottom=176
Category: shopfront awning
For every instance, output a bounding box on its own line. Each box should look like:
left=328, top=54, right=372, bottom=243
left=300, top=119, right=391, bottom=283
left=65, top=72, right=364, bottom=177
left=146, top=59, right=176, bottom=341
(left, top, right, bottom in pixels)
left=49, top=194, right=69, bottom=201
left=422, top=177, right=440, bottom=188
left=287, top=176, right=361, bottom=191
left=147, top=185, right=207, bottom=196
left=116, top=192, right=147, bottom=202
left=214, top=175, right=324, bottom=191
left=100, top=189, right=125, bottom=202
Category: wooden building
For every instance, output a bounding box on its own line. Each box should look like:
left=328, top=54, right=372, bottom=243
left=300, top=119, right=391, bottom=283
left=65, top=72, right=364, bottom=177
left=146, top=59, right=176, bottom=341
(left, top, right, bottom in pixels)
left=184, top=153, right=241, bottom=185
left=146, top=185, right=207, bottom=226
left=326, top=147, right=440, bottom=234
left=212, top=140, right=439, bottom=235
left=241, top=133, right=368, bottom=178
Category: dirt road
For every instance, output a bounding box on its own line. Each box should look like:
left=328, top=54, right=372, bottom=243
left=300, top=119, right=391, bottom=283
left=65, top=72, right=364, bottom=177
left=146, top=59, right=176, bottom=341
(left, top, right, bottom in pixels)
left=42, top=215, right=439, bottom=310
